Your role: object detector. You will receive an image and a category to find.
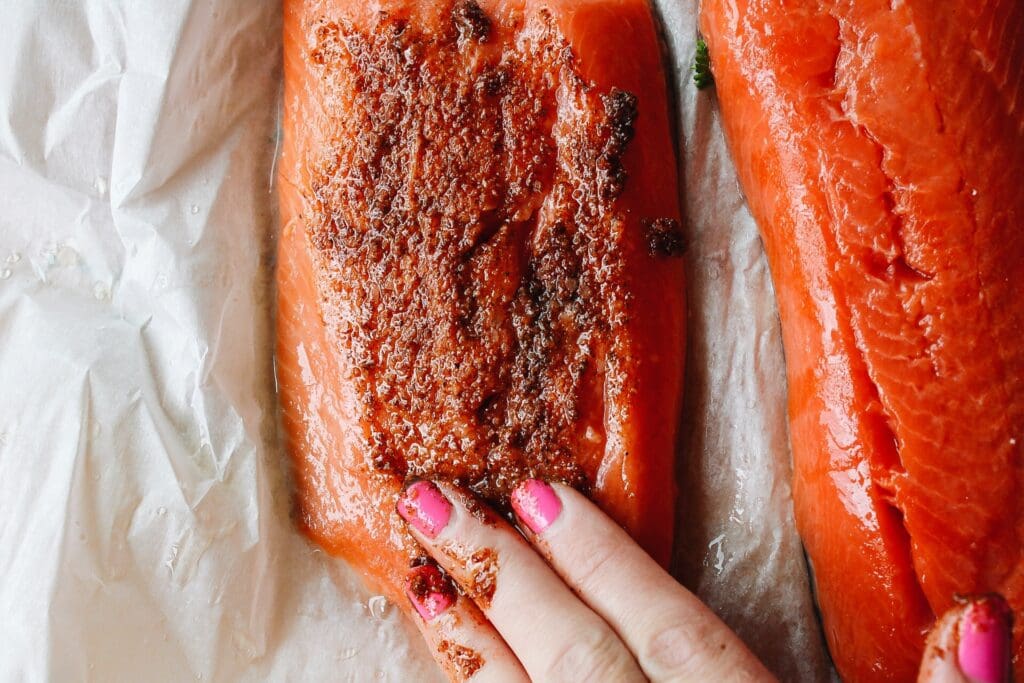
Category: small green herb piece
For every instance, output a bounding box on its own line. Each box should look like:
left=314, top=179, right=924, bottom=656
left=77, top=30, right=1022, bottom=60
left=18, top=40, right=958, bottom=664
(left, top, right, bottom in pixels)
left=694, top=38, right=714, bottom=90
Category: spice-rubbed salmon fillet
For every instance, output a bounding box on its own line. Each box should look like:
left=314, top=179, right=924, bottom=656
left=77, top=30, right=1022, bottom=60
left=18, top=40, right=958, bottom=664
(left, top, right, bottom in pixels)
left=277, top=0, right=685, bottom=663
left=701, top=0, right=1024, bottom=680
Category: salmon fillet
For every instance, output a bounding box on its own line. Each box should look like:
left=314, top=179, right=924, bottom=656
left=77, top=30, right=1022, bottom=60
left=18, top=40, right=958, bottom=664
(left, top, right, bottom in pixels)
left=701, top=0, right=1024, bottom=680
left=276, top=0, right=686, bottom=657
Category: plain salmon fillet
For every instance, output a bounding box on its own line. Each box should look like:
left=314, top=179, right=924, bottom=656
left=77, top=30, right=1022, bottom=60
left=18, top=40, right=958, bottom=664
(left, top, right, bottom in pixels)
left=701, top=0, right=1024, bottom=680
left=276, top=0, right=685, bottom=672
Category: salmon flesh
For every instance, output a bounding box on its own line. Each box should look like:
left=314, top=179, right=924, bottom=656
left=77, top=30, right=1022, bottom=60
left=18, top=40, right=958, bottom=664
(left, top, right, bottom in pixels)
left=277, top=0, right=686, bottom=633
left=702, top=0, right=1024, bottom=679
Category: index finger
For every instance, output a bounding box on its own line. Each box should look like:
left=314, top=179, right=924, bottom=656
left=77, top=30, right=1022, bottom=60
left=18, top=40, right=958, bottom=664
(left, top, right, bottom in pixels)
left=511, top=480, right=775, bottom=682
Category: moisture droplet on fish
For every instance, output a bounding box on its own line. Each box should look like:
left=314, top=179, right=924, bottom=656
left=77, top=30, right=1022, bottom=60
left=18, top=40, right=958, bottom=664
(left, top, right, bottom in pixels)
left=5, top=252, right=20, bottom=264
left=368, top=595, right=389, bottom=619
left=93, top=282, right=109, bottom=301
left=157, top=506, right=167, bottom=516
left=340, top=648, right=358, bottom=661
left=0, top=268, right=10, bottom=280
left=190, top=204, right=199, bottom=214
left=94, top=176, right=108, bottom=195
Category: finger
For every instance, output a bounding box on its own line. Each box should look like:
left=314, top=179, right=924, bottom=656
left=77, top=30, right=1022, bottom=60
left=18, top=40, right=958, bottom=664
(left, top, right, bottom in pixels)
left=919, top=603, right=975, bottom=683
left=397, top=480, right=647, bottom=682
left=918, top=595, right=1013, bottom=683
left=403, top=562, right=529, bottom=682
left=511, top=480, right=774, bottom=682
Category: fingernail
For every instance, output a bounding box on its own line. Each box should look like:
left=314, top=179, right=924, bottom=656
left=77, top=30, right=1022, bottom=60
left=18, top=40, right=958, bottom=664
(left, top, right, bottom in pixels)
left=405, top=564, right=456, bottom=622
left=397, top=481, right=452, bottom=539
left=511, top=479, right=562, bottom=534
left=957, top=595, right=1013, bottom=683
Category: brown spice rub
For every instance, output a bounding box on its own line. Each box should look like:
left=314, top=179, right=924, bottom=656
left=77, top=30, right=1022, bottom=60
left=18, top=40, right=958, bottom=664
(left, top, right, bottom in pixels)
left=643, top=218, right=687, bottom=257
left=302, top=1, right=674, bottom=508
left=438, top=640, right=484, bottom=680
left=409, top=554, right=432, bottom=568
left=408, top=563, right=458, bottom=605
left=452, top=0, right=491, bottom=42
left=461, top=491, right=501, bottom=527
left=441, top=542, right=499, bottom=609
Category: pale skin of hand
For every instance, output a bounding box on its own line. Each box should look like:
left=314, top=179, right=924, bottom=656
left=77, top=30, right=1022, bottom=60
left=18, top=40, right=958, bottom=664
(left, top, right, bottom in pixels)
left=396, top=479, right=1012, bottom=682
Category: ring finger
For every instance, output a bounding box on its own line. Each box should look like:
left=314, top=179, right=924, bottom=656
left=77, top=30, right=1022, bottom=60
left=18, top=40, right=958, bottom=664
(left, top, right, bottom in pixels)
left=402, top=559, right=529, bottom=682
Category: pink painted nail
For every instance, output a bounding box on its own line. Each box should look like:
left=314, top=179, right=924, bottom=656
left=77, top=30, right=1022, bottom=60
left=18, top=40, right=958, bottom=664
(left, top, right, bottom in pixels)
left=397, top=481, right=452, bottom=539
left=511, top=479, right=562, bottom=534
left=957, top=595, right=1013, bottom=683
left=405, top=564, right=456, bottom=621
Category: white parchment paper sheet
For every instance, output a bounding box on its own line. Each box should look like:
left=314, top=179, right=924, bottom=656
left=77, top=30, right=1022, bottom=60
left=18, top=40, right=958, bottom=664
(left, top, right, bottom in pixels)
left=0, top=0, right=828, bottom=680
left=0, top=2, right=439, bottom=681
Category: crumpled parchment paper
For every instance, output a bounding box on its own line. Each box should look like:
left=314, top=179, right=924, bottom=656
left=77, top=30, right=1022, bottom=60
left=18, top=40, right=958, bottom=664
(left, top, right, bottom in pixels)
left=0, top=0, right=829, bottom=680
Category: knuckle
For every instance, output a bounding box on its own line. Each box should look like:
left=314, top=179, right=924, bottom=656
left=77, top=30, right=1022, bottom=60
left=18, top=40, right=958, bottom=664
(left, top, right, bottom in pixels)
left=642, top=623, right=705, bottom=677
left=641, top=621, right=730, bottom=681
left=545, top=626, right=641, bottom=683
left=568, top=538, right=620, bottom=594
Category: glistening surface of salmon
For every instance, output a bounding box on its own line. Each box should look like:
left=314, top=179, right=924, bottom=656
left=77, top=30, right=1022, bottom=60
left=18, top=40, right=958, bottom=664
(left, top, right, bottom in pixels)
left=702, top=0, right=1024, bottom=680
left=277, top=0, right=686, bottom=661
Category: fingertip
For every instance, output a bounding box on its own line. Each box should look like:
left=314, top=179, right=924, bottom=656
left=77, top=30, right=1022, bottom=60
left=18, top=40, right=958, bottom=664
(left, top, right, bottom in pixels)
left=397, top=479, right=453, bottom=539
left=919, top=594, right=1013, bottom=683
left=957, top=594, right=1013, bottom=683
left=510, top=479, right=563, bottom=535
left=405, top=563, right=458, bottom=622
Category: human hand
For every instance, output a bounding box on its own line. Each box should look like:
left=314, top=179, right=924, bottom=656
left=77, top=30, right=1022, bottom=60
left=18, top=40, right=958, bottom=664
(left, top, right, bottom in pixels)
left=395, top=479, right=775, bottom=681
left=395, top=478, right=1015, bottom=682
